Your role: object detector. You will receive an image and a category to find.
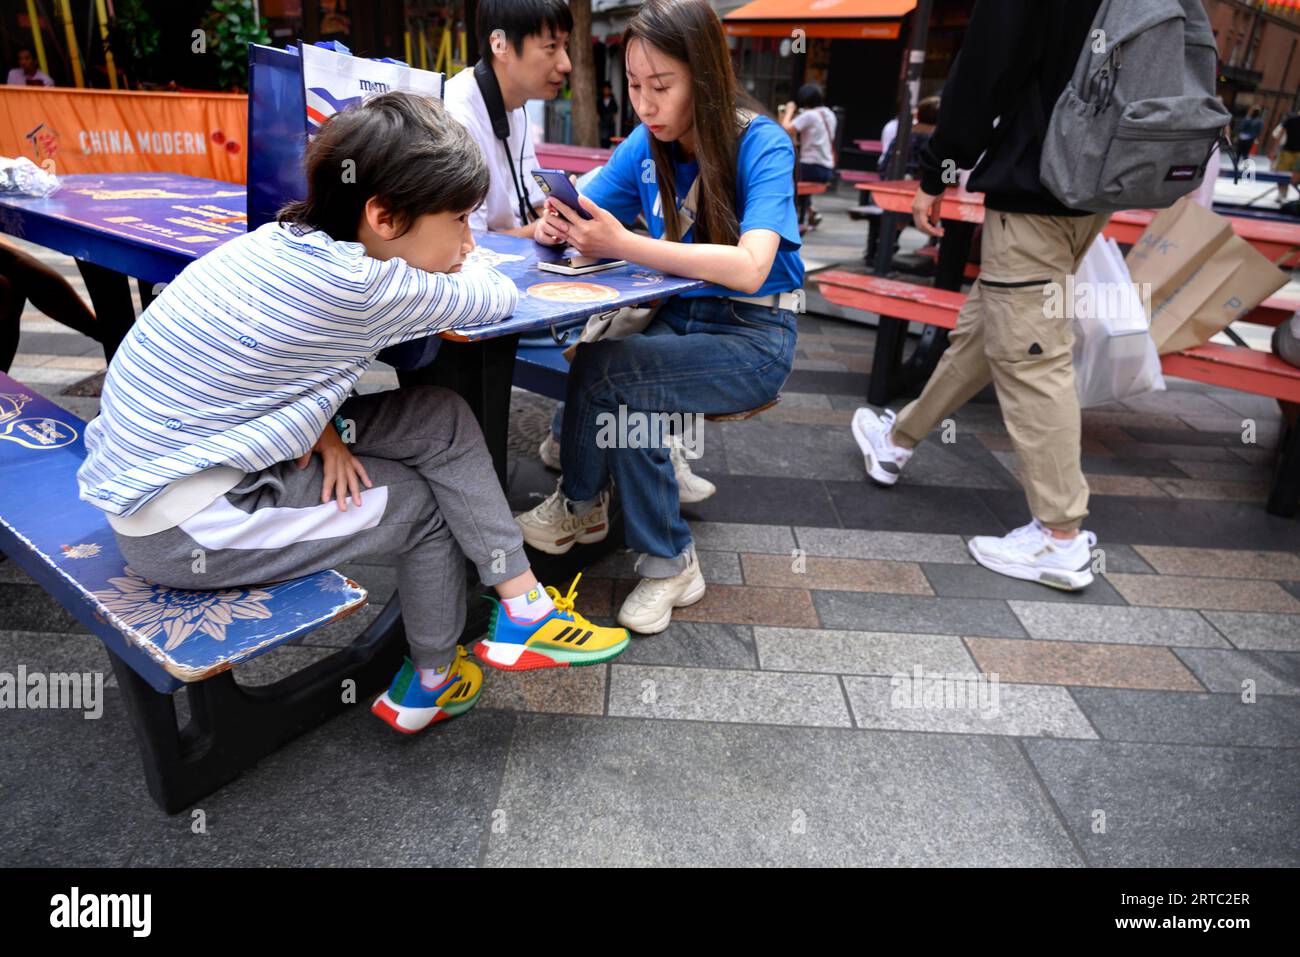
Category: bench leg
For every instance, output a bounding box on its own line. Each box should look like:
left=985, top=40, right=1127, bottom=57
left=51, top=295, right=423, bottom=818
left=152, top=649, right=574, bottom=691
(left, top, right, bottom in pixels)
left=1266, top=406, right=1299, bottom=519
left=110, top=599, right=408, bottom=814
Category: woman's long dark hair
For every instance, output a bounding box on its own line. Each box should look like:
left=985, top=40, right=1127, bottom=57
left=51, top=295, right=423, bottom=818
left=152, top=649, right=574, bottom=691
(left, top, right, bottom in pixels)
left=624, top=0, right=765, bottom=246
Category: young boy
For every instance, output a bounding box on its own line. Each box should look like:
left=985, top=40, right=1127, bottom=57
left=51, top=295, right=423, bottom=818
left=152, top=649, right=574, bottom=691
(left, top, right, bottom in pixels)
left=75, top=92, right=629, bottom=734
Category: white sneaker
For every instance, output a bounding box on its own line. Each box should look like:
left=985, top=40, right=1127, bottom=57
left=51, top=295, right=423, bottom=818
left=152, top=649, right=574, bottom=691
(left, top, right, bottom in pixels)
left=538, top=431, right=562, bottom=471
left=515, top=484, right=610, bottom=555
left=617, top=548, right=707, bottom=635
left=851, top=407, right=913, bottom=486
left=967, top=520, right=1098, bottom=591
left=669, top=435, right=716, bottom=504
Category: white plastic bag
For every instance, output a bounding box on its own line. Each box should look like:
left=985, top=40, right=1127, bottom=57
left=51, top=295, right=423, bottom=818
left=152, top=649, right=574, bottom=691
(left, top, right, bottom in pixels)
left=1070, top=235, right=1166, bottom=408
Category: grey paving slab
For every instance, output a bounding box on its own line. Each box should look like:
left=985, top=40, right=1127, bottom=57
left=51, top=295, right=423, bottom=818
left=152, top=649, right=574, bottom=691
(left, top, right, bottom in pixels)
left=607, top=664, right=851, bottom=728
left=615, top=622, right=759, bottom=670
left=1023, top=739, right=1300, bottom=866
left=890, top=437, right=1021, bottom=491
left=716, top=421, right=863, bottom=481
left=815, top=591, right=1029, bottom=638
left=482, top=714, right=1082, bottom=866
left=1201, top=610, right=1300, bottom=651
left=921, top=563, right=1129, bottom=605
left=687, top=521, right=796, bottom=555
left=0, top=583, right=86, bottom=633
left=1093, top=544, right=1156, bottom=574
left=1070, top=687, right=1300, bottom=747
left=775, top=391, right=835, bottom=409
left=754, top=626, right=976, bottom=676
left=794, top=526, right=974, bottom=564
left=1171, top=648, right=1300, bottom=696
left=0, top=692, right=516, bottom=866
left=842, top=676, right=1098, bottom=739
left=1008, top=601, right=1231, bottom=647
left=586, top=548, right=742, bottom=585
left=0, top=629, right=117, bottom=690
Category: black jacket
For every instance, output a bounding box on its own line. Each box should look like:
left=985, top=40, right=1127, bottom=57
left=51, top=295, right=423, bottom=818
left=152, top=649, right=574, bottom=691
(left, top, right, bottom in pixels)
left=919, top=0, right=1104, bottom=216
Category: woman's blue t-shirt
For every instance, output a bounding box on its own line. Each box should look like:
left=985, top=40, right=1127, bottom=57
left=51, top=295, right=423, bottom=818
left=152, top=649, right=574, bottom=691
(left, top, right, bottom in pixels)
left=582, top=115, right=804, bottom=299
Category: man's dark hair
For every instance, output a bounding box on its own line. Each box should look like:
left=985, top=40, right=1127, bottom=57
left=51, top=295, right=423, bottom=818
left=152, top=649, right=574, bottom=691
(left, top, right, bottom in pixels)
left=795, top=84, right=824, bottom=109
left=278, top=92, right=488, bottom=242
left=478, top=0, right=573, bottom=62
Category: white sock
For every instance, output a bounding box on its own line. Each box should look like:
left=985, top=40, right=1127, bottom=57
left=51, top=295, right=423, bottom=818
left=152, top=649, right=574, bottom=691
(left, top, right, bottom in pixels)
left=418, top=661, right=454, bottom=691
left=503, top=585, right=555, bottom=623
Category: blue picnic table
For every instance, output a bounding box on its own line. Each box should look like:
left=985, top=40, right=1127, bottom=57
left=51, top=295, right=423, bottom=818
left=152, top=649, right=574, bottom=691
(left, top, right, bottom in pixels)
left=0, top=170, right=704, bottom=812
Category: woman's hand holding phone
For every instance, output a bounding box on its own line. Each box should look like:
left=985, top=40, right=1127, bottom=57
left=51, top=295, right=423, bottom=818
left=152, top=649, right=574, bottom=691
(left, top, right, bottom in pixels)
left=548, top=194, right=628, bottom=261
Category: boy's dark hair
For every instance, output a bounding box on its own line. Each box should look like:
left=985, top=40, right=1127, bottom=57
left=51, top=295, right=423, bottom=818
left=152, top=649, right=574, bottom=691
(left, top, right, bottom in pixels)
left=278, top=92, right=487, bottom=242
left=795, top=84, right=824, bottom=109
left=478, top=0, right=573, bottom=62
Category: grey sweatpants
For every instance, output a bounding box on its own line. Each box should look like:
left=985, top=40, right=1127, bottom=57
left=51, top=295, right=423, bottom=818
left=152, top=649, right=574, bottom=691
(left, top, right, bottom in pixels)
left=113, top=385, right=531, bottom=670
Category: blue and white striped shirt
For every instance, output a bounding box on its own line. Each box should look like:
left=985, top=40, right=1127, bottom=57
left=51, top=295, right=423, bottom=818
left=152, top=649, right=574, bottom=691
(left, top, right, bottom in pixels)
left=77, top=221, right=518, bottom=518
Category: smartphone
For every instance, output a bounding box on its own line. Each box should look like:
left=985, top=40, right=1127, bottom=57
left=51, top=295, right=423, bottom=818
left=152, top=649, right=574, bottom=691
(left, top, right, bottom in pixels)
left=532, top=168, right=593, bottom=219
left=537, top=256, right=627, bottom=276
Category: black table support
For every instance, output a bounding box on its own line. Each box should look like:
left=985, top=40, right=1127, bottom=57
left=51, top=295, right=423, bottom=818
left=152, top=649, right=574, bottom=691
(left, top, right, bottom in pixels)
left=866, top=218, right=976, bottom=406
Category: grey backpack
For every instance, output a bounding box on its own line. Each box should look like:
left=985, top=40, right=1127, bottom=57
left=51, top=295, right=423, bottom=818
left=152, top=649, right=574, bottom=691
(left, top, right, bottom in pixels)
left=1040, top=0, right=1231, bottom=213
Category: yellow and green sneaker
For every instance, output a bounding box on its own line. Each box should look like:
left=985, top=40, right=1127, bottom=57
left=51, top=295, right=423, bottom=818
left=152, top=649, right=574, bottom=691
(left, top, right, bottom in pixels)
left=371, top=646, right=482, bottom=734
left=475, top=574, right=630, bottom=671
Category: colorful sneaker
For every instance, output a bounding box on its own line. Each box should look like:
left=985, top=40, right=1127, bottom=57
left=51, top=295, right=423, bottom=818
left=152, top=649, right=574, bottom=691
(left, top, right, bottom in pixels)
left=370, top=647, right=482, bottom=734
left=515, top=484, right=610, bottom=555
left=968, top=520, right=1098, bottom=591
left=851, top=407, right=913, bottom=486
left=475, top=574, right=630, bottom=670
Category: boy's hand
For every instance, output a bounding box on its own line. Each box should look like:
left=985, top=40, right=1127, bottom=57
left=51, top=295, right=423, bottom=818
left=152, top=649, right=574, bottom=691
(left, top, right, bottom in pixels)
left=548, top=194, right=628, bottom=260
left=296, top=424, right=373, bottom=511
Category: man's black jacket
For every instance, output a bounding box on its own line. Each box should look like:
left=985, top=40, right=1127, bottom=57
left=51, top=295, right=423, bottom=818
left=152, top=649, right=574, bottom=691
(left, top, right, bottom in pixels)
left=918, top=0, right=1105, bottom=216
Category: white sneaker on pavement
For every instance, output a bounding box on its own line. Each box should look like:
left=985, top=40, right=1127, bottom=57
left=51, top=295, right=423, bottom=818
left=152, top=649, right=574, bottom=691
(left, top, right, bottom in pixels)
left=669, top=435, right=716, bottom=504
left=851, top=407, right=913, bottom=486
left=617, top=548, right=707, bottom=635
left=538, top=431, right=715, bottom=503
left=538, top=431, right=562, bottom=471
left=515, top=484, right=610, bottom=555
left=967, top=519, right=1098, bottom=591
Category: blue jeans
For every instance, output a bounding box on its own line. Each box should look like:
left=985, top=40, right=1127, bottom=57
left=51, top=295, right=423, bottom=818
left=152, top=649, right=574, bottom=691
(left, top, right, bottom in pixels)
left=560, top=295, right=797, bottom=577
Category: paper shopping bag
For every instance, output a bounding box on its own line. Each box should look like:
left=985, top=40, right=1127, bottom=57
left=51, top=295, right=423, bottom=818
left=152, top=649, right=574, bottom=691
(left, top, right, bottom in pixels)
left=1125, top=197, right=1288, bottom=355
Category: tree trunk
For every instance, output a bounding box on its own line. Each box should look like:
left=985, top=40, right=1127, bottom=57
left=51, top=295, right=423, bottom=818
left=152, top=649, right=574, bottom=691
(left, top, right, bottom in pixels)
left=569, top=0, right=598, bottom=147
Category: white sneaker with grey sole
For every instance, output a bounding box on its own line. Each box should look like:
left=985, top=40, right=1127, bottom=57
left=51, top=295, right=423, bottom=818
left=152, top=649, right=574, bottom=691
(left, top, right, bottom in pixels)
left=617, top=548, right=706, bottom=635
left=967, top=520, right=1097, bottom=591
left=851, top=407, right=913, bottom=486
left=669, top=435, right=716, bottom=504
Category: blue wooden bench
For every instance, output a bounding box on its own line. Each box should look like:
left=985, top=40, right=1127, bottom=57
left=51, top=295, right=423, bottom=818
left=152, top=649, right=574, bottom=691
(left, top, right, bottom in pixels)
left=0, top=371, right=412, bottom=813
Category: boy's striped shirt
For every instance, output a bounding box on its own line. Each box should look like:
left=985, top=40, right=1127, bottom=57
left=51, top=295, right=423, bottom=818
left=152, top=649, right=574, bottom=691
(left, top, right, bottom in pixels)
left=77, top=221, right=518, bottom=518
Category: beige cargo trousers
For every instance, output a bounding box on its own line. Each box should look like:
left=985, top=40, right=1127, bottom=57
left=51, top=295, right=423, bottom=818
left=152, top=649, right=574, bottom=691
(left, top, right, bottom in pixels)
left=891, top=210, right=1110, bottom=532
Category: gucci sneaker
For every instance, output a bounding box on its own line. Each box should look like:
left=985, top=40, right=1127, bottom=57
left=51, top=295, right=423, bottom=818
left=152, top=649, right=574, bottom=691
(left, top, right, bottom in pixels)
left=515, top=484, right=610, bottom=555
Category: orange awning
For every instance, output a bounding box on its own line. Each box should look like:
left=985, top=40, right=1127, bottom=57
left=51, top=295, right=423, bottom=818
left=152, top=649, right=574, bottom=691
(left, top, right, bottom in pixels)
left=724, top=0, right=916, bottom=39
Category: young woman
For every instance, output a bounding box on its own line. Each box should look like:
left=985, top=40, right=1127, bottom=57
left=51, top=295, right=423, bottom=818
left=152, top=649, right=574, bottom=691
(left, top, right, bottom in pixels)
left=779, top=83, right=837, bottom=229
left=517, top=0, right=802, bottom=635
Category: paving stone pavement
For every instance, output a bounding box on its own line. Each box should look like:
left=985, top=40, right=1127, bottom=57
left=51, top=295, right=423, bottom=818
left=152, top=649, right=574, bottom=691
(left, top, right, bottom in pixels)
left=1, top=200, right=1298, bottom=867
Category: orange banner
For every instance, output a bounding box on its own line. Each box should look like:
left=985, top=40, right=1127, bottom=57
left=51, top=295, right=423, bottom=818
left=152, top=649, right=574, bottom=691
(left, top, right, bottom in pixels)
left=0, top=87, right=249, bottom=184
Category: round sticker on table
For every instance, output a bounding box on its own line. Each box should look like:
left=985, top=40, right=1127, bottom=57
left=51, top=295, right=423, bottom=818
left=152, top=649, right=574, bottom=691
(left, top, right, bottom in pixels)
left=527, top=282, right=620, bottom=304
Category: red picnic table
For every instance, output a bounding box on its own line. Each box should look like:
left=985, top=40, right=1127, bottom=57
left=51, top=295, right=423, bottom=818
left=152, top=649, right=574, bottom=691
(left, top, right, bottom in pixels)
left=859, top=180, right=1300, bottom=269
left=534, top=142, right=613, bottom=175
